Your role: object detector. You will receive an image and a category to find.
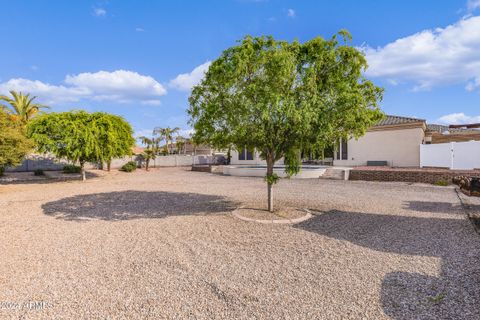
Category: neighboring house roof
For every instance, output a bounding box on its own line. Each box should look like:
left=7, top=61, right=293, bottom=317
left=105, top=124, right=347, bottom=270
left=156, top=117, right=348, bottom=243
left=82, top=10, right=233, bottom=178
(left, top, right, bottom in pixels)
left=426, top=124, right=480, bottom=134
left=131, top=146, right=145, bottom=154
left=426, top=124, right=450, bottom=133
left=374, top=115, right=426, bottom=127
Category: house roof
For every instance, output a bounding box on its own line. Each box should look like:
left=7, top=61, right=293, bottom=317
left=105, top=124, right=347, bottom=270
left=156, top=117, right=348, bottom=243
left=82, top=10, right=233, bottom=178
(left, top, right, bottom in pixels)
left=426, top=124, right=480, bottom=133
left=131, top=146, right=145, bottom=154
left=374, top=115, right=425, bottom=127
left=426, top=124, right=450, bottom=133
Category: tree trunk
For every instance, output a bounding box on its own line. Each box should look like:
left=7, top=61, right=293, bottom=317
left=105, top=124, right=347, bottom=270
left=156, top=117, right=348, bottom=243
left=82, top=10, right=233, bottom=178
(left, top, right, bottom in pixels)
left=266, top=156, right=274, bottom=212
left=107, top=160, right=111, bottom=172
left=80, top=161, right=86, bottom=181
left=146, top=159, right=150, bottom=171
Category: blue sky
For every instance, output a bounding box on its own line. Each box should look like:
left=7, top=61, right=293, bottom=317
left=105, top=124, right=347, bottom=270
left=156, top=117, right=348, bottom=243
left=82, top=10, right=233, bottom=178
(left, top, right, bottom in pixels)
left=1, top=0, right=479, bottom=138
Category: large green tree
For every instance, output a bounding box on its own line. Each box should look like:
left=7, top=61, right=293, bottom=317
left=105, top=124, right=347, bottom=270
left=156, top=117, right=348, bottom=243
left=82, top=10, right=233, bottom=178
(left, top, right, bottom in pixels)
left=0, top=110, right=32, bottom=174
left=28, top=111, right=134, bottom=181
left=189, top=32, right=384, bottom=212
left=95, top=113, right=135, bottom=171
left=0, top=91, right=49, bottom=123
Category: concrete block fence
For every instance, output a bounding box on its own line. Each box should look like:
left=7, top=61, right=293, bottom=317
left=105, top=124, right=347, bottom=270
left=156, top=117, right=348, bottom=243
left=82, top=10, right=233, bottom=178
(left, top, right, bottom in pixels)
left=7, top=155, right=211, bottom=172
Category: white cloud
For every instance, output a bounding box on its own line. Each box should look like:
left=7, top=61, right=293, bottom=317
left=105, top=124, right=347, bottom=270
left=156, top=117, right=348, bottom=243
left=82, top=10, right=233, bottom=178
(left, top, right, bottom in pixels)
left=437, top=112, right=480, bottom=125
left=178, top=128, right=194, bottom=137
left=0, top=70, right=167, bottom=105
left=287, top=9, right=295, bottom=18
left=468, top=0, right=480, bottom=11
left=93, top=8, right=106, bottom=17
left=169, top=61, right=211, bottom=92
left=0, top=78, right=89, bottom=104
left=364, top=16, right=480, bottom=92
left=135, top=27, right=145, bottom=32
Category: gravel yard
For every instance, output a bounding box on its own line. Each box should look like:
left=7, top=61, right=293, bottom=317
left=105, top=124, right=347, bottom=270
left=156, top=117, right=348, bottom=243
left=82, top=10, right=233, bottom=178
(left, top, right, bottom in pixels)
left=0, top=167, right=479, bottom=319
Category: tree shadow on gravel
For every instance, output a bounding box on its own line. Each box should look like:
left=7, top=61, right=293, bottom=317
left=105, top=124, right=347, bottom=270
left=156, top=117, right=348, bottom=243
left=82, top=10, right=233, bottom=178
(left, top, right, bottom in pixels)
left=403, top=200, right=480, bottom=214
left=294, top=210, right=480, bottom=319
left=0, top=171, right=100, bottom=185
left=42, top=191, right=237, bottom=221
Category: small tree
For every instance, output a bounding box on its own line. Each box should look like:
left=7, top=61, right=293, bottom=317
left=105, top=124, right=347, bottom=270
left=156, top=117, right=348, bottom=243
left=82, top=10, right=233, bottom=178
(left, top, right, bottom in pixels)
left=189, top=32, right=384, bottom=212
left=0, top=110, right=32, bottom=174
left=94, top=113, right=135, bottom=171
left=28, top=111, right=134, bottom=181
left=139, top=136, right=160, bottom=171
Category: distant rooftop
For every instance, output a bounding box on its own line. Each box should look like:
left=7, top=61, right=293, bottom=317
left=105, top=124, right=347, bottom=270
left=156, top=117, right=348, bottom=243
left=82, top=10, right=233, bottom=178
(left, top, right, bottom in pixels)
left=427, top=124, right=480, bottom=133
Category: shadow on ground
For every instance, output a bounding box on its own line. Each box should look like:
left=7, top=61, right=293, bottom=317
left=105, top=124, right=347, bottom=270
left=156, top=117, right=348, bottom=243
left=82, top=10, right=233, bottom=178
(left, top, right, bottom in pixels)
left=403, top=200, right=480, bottom=214
left=0, top=171, right=100, bottom=185
left=294, top=210, right=480, bottom=319
left=42, top=190, right=236, bottom=221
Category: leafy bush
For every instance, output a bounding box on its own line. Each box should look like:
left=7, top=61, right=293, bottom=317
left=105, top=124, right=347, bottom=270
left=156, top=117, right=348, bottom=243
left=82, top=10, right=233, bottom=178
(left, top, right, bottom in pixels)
left=63, top=164, right=81, bottom=174
left=121, top=161, right=137, bottom=172
left=433, top=180, right=449, bottom=186
left=34, top=169, right=45, bottom=176
left=0, top=167, right=4, bottom=176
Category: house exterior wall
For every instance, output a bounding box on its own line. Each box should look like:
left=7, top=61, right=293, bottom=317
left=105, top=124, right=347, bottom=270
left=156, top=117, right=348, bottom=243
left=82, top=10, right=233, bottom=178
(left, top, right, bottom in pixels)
left=333, top=127, right=425, bottom=167
left=230, top=149, right=284, bottom=165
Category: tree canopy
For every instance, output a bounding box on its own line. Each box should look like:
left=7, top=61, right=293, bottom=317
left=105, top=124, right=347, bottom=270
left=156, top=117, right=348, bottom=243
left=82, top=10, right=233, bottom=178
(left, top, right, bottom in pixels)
left=95, top=113, right=135, bottom=171
left=188, top=31, right=384, bottom=211
left=0, top=109, right=32, bottom=174
left=27, top=111, right=134, bottom=180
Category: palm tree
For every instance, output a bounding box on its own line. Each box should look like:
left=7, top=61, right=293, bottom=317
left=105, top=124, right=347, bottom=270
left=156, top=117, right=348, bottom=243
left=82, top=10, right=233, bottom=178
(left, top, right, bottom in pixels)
left=176, top=135, right=186, bottom=155
left=153, top=126, right=180, bottom=154
left=139, top=136, right=159, bottom=171
left=0, top=91, right=49, bottom=123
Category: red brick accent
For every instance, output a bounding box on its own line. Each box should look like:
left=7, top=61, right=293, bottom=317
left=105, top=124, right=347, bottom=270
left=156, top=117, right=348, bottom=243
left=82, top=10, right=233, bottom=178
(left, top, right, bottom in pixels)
left=350, top=167, right=480, bottom=184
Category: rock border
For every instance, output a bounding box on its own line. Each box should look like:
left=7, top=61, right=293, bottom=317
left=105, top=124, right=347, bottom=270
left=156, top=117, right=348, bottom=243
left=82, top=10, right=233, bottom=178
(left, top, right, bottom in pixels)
left=232, top=207, right=313, bottom=224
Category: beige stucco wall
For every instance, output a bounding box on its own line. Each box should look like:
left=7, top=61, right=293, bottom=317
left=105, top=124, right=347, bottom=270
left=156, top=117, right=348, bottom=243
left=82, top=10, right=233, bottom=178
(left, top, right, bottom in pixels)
left=333, top=127, right=425, bottom=167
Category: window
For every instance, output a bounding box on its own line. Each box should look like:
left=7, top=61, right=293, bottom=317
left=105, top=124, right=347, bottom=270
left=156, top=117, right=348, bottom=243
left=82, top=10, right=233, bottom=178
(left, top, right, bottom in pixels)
left=246, top=149, right=254, bottom=160
left=336, top=142, right=340, bottom=160
left=239, top=149, right=245, bottom=160
left=341, top=139, right=348, bottom=160
left=238, top=147, right=254, bottom=161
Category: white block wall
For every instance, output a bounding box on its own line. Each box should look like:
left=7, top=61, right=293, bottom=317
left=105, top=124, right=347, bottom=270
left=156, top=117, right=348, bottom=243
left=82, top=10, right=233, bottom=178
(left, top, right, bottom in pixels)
left=420, top=141, right=480, bottom=170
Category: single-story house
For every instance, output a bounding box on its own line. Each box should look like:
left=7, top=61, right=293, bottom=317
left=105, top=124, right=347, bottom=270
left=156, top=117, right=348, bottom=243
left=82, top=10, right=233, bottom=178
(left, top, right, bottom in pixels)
left=334, top=115, right=480, bottom=167
left=333, top=115, right=426, bottom=167
left=231, top=115, right=480, bottom=168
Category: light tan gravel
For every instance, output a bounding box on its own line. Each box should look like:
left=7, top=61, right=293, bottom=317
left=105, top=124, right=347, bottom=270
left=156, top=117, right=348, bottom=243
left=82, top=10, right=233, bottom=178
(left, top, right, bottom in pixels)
left=0, top=167, right=479, bottom=319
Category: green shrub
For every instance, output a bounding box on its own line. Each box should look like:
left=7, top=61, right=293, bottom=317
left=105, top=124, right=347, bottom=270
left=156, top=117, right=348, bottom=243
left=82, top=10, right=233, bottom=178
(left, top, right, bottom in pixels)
left=34, top=169, right=45, bottom=176
left=0, top=166, right=4, bottom=176
left=433, top=180, right=449, bottom=186
left=63, top=164, right=81, bottom=174
left=121, top=161, right=137, bottom=172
